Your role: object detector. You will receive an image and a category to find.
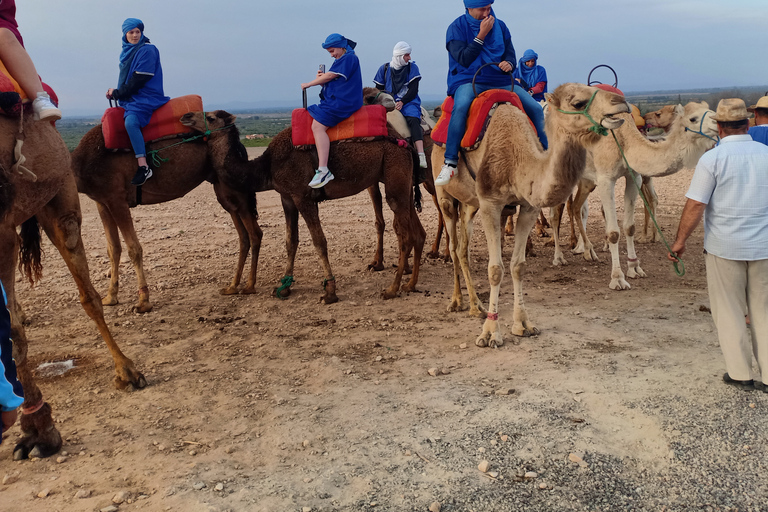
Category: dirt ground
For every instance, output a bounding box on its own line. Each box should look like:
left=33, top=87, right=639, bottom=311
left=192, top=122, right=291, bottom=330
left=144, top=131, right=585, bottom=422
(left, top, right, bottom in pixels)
left=1, top=148, right=766, bottom=512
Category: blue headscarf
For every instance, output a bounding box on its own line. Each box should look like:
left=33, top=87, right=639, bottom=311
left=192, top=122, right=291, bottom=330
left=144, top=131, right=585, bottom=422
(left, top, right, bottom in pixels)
left=118, top=18, right=150, bottom=87
left=322, top=33, right=357, bottom=53
left=514, top=49, right=546, bottom=90
left=464, top=0, right=494, bottom=7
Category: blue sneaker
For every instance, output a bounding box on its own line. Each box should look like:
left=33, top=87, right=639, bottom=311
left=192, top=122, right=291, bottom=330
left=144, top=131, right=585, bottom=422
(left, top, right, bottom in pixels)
left=308, top=168, right=334, bottom=188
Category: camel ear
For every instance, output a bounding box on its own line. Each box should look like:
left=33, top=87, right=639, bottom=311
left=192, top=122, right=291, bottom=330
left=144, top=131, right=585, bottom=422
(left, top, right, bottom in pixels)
left=674, top=104, right=685, bottom=116
left=544, top=92, right=557, bottom=108
left=216, top=111, right=237, bottom=125
left=701, top=101, right=709, bottom=109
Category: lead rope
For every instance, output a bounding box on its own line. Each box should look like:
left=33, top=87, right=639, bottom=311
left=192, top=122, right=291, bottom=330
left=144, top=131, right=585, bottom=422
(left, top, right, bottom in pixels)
left=146, top=115, right=234, bottom=169
left=610, top=129, right=685, bottom=276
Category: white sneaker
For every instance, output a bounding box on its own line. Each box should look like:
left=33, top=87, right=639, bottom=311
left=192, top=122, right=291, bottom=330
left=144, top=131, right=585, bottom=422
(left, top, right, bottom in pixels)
left=32, top=92, right=62, bottom=121
left=418, top=153, right=428, bottom=168
left=308, top=168, right=334, bottom=188
left=434, top=163, right=457, bottom=186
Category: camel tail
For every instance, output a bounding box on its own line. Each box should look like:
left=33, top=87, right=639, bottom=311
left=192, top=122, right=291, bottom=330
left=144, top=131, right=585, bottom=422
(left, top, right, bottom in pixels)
left=410, top=148, right=422, bottom=212
left=19, top=216, right=43, bottom=286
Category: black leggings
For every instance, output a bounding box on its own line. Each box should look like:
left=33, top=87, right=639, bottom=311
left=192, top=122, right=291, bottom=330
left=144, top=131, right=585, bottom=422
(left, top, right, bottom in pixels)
left=405, top=115, right=423, bottom=143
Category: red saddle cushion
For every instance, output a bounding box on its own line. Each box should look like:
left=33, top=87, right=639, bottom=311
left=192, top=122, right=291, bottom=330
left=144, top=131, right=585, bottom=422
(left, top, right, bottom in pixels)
left=102, top=95, right=204, bottom=150
left=593, top=84, right=624, bottom=96
left=291, top=105, right=388, bottom=146
left=431, top=89, right=534, bottom=148
left=0, top=58, right=58, bottom=116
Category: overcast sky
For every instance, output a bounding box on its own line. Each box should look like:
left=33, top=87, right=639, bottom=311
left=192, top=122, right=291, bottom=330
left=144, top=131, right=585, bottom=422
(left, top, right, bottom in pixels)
left=17, top=0, right=768, bottom=115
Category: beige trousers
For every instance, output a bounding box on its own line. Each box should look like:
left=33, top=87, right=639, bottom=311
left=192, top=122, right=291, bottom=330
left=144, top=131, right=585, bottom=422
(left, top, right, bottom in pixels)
left=705, top=254, right=768, bottom=384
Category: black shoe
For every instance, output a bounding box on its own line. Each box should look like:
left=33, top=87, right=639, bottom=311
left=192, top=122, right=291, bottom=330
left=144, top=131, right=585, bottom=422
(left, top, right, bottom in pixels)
left=754, top=381, right=767, bottom=393
left=131, top=165, right=153, bottom=186
left=722, top=373, right=754, bottom=391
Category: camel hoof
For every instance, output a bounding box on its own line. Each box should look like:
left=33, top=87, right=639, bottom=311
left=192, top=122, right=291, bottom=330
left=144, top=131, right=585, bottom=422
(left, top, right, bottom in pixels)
left=321, top=294, right=339, bottom=305
left=447, top=300, right=467, bottom=313
left=512, top=325, right=540, bottom=337
left=552, top=255, right=568, bottom=266
left=273, top=286, right=291, bottom=299
left=219, top=286, right=239, bottom=296
left=468, top=307, right=486, bottom=319
left=544, top=238, right=555, bottom=247
left=609, top=279, right=631, bottom=291
left=401, top=284, right=417, bottom=294
left=133, top=303, right=153, bottom=314
left=475, top=332, right=504, bottom=348
left=381, top=288, right=399, bottom=300
left=426, top=251, right=440, bottom=259
left=114, top=369, right=148, bottom=391
left=367, top=262, right=385, bottom=272
left=102, top=296, right=119, bottom=307
left=14, top=405, right=63, bottom=460
left=240, top=286, right=257, bottom=295
left=627, top=267, right=647, bottom=279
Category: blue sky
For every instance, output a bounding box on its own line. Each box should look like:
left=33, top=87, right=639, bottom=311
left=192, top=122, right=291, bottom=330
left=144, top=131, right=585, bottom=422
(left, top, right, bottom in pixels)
left=18, top=0, right=768, bottom=115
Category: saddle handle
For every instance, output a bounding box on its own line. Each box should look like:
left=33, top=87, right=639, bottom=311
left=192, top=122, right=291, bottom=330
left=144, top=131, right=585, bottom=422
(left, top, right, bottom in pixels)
left=109, top=98, right=114, bottom=108
left=472, top=62, right=514, bottom=98
left=302, top=88, right=307, bottom=109
left=587, top=64, right=619, bottom=88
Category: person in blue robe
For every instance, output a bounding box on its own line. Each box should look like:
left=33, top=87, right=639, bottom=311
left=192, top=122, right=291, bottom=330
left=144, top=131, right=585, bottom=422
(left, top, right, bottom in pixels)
left=435, top=0, right=548, bottom=186
left=748, top=97, right=768, bottom=146
left=301, top=33, right=363, bottom=189
left=513, top=49, right=547, bottom=102
left=373, top=41, right=428, bottom=175
left=107, top=18, right=170, bottom=186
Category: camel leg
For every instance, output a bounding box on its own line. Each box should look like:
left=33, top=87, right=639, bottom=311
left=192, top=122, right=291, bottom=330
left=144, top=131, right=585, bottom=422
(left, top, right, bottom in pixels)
left=596, top=177, right=630, bottom=290
left=399, top=201, right=425, bottom=294
left=566, top=195, right=577, bottom=250
left=639, top=176, right=659, bottom=243
left=475, top=200, right=506, bottom=348
left=427, top=192, right=450, bottom=261
left=95, top=201, right=122, bottom=306
left=572, top=180, right=598, bottom=261
left=457, top=202, right=486, bottom=317
left=623, top=174, right=647, bottom=280
left=367, top=185, right=386, bottom=271
left=220, top=211, right=250, bottom=295
left=0, top=229, right=62, bottom=460
left=438, top=193, right=466, bottom=312
left=535, top=209, right=550, bottom=237
left=382, top=188, right=422, bottom=299
left=274, top=195, right=300, bottom=299
left=37, top=192, right=147, bottom=390
left=296, top=200, right=338, bottom=304
left=550, top=203, right=568, bottom=266
left=104, top=201, right=152, bottom=312
left=508, top=205, right=541, bottom=338
left=504, top=215, right=514, bottom=236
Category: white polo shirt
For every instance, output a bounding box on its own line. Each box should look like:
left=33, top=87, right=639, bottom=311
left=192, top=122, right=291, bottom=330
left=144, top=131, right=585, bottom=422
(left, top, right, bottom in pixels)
left=686, top=134, right=768, bottom=261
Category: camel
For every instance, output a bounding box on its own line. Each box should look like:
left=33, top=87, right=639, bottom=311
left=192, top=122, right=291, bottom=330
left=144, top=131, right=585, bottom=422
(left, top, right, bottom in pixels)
left=433, top=83, right=629, bottom=345
left=0, top=113, right=147, bottom=460
left=548, top=101, right=717, bottom=290
left=179, top=110, right=426, bottom=303
left=644, top=105, right=677, bottom=132
left=72, top=121, right=264, bottom=313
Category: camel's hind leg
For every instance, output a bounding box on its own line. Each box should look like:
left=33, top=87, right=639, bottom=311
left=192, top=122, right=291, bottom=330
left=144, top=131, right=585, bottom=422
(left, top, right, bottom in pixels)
left=571, top=179, right=598, bottom=261
left=457, top=202, right=485, bottom=317
left=220, top=211, right=250, bottom=295
left=37, top=189, right=147, bottom=390
left=550, top=203, right=568, bottom=266
left=508, top=205, right=541, bottom=337
left=95, top=202, right=122, bottom=307
left=399, top=201, right=425, bottom=294
left=623, top=174, right=647, bottom=280
left=274, top=195, right=300, bottom=299
left=638, top=176, right=659, bottom=244
left=102, top=200, right=152, bottom=312
left=437, top=193, right=468, bottom=313
left=426, top=191, right=450, bottom=261
left=295, top=199, right=338, bottom=304
left=475, top=200, right=505, bottom=348
left=596, top=177, right=630, bottom=290
left=366, top=185, right=386, bottom=271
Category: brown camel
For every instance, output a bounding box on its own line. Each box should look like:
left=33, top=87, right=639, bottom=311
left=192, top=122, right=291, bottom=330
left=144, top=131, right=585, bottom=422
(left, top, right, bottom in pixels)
left=433, top=83, right=629, bottom=345
left=72, top=120, right=264, bottom=313
left=0, top=113, right=146, bottom=460
left=180, top=110, right=426, bottom=302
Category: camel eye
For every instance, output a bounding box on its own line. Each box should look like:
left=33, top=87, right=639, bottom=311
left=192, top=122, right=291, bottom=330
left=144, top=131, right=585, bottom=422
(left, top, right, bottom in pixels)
left=689, top=117, right=697, bottom=123
left=572, top=100, right=587, bottom=109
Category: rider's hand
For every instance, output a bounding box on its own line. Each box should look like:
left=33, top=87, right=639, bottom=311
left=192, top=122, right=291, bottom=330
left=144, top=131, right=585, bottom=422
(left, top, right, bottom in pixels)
left=478, top=15, right=495, bottom=40
left=498, top=61, right=513, bottom=73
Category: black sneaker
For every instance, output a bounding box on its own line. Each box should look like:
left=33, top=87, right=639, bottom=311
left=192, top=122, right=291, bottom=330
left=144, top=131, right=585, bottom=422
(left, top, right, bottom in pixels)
left=131, top=165, right=153, bottom=186
left=722, top=373, right=754, bottom=391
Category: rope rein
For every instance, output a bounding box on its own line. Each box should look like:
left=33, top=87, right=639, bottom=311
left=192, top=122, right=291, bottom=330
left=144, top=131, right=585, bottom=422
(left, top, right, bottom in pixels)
left=556, top=90, right=608, bottom=136
left=146, top=113, right=236, bottom=169
left=684, top=111, right=719, bottom=145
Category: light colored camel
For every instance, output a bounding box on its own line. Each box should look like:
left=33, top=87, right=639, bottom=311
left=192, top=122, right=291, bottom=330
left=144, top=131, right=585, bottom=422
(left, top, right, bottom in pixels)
left=72, top=122, right=264, bottom=313
left=433, top=83, right=629, bottom=345
left=0, top=114, right=146, bottom=460
left=180, top=110, right=426, bottom=303
left=643, top=105, right=677, bottom=131
left=549, top=101, right=717, bottom=290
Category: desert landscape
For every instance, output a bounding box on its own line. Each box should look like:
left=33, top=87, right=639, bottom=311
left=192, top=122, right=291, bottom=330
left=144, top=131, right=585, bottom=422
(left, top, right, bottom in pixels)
left=1, top=146, right=766, bottom=512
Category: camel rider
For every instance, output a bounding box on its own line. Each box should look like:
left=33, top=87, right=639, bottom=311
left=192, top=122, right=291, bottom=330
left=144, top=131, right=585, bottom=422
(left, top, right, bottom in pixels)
left=302, top=33, right=363, bottom=189
left=373, top=41, right=429, bottom=174
left=434, top=0, right=548, bottom=187
left=0, top=0, right=61, bottom=120
left=107, top=18, right=170, bottom=186
left=0, top=280, right=24, bottom=440
left=747, top=95, right=768, bottom=146
left=513, top=49, right=547, bottom=102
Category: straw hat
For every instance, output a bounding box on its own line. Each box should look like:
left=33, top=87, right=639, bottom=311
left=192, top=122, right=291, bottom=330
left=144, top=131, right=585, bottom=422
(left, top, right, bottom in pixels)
left=747, top=95, right=768, bottom=112
left=711, top=98, right=749, bottom=122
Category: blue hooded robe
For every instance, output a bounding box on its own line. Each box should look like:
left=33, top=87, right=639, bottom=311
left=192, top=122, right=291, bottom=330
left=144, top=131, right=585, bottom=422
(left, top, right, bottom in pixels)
left=513, top=49, right=547, bottom=102
left=307, top=34, right=363, bottom=127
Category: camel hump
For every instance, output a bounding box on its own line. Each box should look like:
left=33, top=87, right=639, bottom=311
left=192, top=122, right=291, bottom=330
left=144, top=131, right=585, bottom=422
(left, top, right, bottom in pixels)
left=431, top=89, right=534, bottom=150
left=101, top=95, right=204, bottom=150
left=290, top=105, right=388, bottom=147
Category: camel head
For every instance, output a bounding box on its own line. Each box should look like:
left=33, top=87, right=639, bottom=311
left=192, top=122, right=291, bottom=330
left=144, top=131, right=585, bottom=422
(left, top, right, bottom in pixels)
left=667, top=101, right=718, bottom=165
left=644, top=104, right=678, bottom=132
left=363, top=87, right=396, bottom=111
left=545, top=83, right=629, bottom=143
left=179, top=110, right=238, bottom=134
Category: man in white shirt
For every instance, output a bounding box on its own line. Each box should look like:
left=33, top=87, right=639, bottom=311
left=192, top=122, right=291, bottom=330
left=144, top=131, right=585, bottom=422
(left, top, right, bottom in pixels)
left=669, top=98, right=768, bottom=392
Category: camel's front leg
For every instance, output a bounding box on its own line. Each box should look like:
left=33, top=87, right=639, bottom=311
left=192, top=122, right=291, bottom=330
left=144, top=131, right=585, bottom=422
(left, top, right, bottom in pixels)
left=639, top=176, right=659, bottom=243
left=95, top=202, right=122, bottom=306
left=596, top=177, right=630, bottom=290
left=220, top=211, right=250, bottom=295
left=571, top=179, right=598, bottom=260
left=623, top=174, right=647, bottom=280
left=106, top=201, right=152, bottom=312
left=367, top=185, right=386, bottom=271
left=297, top=200, right=338, bottom=304
left=400, top=203, right=425, bottom=294
left=509, top=205, right=540, bottom=337
left=39, top=193, right=147, bottom=390
left=458, top=203, right=486, bottom=317
left=438, top=193, right=466, bottom=312
left=550, top=203, right=568, bottom=266
left=476, top=201, right=505, bottom=348
left=274, top=195, right=300, bottom=299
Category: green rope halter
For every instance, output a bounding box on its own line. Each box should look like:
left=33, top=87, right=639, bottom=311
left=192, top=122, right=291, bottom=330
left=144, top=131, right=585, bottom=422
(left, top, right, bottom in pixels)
left=145, top=112, right=235, bottom=169
left=274, top=275, right=294, bottom=300
left=610, top=129, right=685, bottom=276
left=556, top=90, right=609, bottom=136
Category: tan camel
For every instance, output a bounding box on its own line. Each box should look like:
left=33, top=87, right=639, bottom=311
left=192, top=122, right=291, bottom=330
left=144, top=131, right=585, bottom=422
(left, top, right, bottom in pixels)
left=180, top=110, right=426, bottom=302
left=0, top=114, right=147, bottom=460
left=72, top=122, right=264, bottom=313
left=643, top=105, right=677, bottom=132
left=549, top=102, right=717, bottom=290
left=433, top=83, right=629, bottom=345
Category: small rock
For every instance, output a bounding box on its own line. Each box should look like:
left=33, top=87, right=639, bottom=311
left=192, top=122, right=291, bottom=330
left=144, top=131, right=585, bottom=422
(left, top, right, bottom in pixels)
left=539, top=483, right=547, bottom=489
left=2, top=471, right=20, bottom=485
left=459, top=343, right=468, bottom=349
left=500, top=435, right=509, bottom=442
left=214, top=483, right=224, bottom=491
left=749, top=403, right=756, bottom=409
left=568, top=453, right=588, bottom=467
left=189, top=450, right=197, bottom=456
left=427, top=368, right=439, bottom=377
left=75, top=489, right=91, bottom=499
left=404, top=450, right=412, bottom=456
left=302, top=440, right=310, bottom=448
left=488, top=471, right=499, bottom=478
left=375, top=356, right=383, bottom=362
left=100, top=507, right=119, bottom=512
left=113, top=491, right=130, bottom=504
left=37, top=488, right=51, bottom=498
left=524, top=471, right=538, bottom=479
left=495, top=388, right=515, bottom=396
left=429, top=502, right=442, bottom=512
left=56, top=456, right=67, bottom=464
left=157, top=444, right=166, bottom=451
left=478, top=460, right=490, bottom=473
left=440, top=368, right=451, bottom=375
left=303, top=508, right=312, bottom=512
left=224, top=446, right=235, bottom=454
left=193, top=482, right=206, bottom=490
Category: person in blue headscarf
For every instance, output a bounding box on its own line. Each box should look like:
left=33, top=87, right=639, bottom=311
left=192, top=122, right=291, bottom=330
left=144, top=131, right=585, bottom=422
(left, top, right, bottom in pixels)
left=107, top=18, right=170, bottom=186
left=373, top=41, right=428, bottom=175
left=301, top=33, right=363, bottom=189
left=434, top=1, right=548, bottom=186
left=513, top=49, right=547, bottom=102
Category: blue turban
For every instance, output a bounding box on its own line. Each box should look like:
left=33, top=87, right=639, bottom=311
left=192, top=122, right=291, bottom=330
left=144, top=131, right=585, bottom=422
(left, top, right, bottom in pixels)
left=464, top=0, right=494, bottom=8
left=322, top=33, right=357, bottom=51
left=118, top=18, right=150, bottom=88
